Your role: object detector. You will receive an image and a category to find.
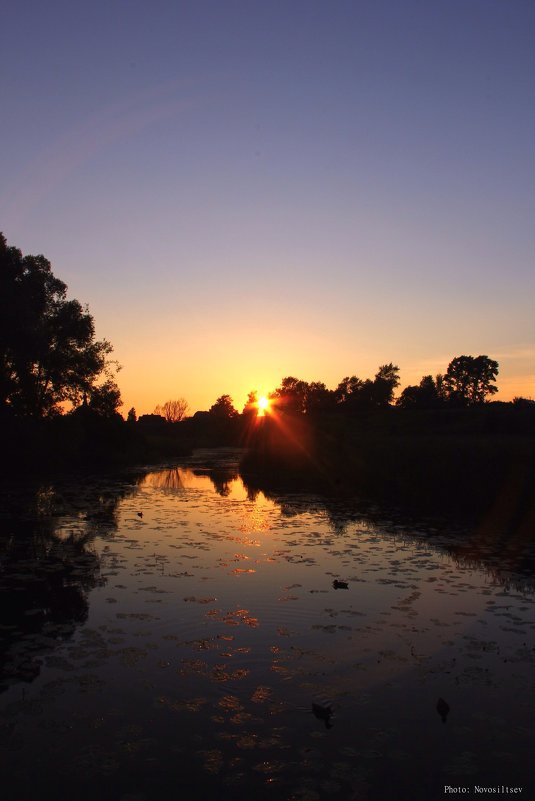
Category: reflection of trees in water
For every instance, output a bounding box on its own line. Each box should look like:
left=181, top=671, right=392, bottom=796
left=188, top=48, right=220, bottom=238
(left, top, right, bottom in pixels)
left=239, top=469, right=535, bottom=593
left=240, top=468, right=371, bottom=534
left=139, top=465, right=240, bottom=496
left=203, top=466, right=239, bottom=497
left=451, top=553, right=535, bottom=594
left=0, top=521, right=99, bottom=690
left=0, top=476, right=134, bottom=692
left=140, top=467, right=186, bottom=490
left=446, top=485, right=535, bottom=592
left=446, top=538, right=535, bottom=594
left=28, top=479, right=129, bottom=539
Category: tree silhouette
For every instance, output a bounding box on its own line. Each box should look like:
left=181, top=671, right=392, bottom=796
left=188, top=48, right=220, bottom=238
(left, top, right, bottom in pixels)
left=242, top=390, right=259, bottom=418
left=304, top=381, right=335, bottom=414
left=372, top=363, right=400, bottom=406
left=209, top=394, right=238, bottom=418
left=0, top=234, right=118, bottom=418
left=87, top=379, right=123, bottom=417
left=397, top=375, right=442, bottom=409
left=443, top=355, right=499, bottom=405
left=334, top=365, right=399, bottom=410
left=270, top=377, right=309, bottom=414
left=154, top=398, right=189, bottom=422
left=335, top=375, right=364, bottom=404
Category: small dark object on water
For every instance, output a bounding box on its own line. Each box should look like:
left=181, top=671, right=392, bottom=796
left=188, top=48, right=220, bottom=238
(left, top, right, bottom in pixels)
left=312, top=702, right=333, bottom=729
left=333, top=579, right=348, bottom=590
left=137, top=512, right=143, bottom=518
left=436, top=697, right=450, bottom=723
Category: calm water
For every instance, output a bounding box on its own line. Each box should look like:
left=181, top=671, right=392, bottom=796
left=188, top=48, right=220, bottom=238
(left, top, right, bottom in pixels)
left=1, top=450, right=534, bottom=801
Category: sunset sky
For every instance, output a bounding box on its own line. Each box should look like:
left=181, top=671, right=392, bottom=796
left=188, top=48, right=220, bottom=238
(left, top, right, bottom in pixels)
left=2, top=0, right=534, bottom=414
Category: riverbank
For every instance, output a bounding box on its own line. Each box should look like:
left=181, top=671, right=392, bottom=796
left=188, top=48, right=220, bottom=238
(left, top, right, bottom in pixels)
left=3, top=405, right=534, bottom=539
left=240, top=405, right=535, bottom=529
left=0, top=411, right=191, bottom=475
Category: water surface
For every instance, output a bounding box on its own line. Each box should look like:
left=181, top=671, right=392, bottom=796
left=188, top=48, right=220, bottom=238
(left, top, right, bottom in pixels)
left=1, top=451, right=533, bottom=800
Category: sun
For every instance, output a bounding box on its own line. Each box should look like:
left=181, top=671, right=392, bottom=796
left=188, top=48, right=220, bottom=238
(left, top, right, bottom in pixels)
left=257, top=395, right=270, bottom=416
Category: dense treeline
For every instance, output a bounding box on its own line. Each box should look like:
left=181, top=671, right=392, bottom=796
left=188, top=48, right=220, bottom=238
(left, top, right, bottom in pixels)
left=251, top=355, right=500, bottom=415
left=237, top=363, right=532, bottom=524
left=241, top=395, right=535, bottom=523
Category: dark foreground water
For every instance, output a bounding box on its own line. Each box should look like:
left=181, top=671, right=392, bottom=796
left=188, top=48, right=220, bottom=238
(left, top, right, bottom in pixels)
left=1, top=450, right=534, bottom=801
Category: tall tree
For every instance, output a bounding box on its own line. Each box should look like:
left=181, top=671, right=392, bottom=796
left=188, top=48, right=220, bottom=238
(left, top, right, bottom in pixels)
left=0, top=234, right=119, bottom=417
left=443, top=355, right=499, bottom=405
left=372, top=363, right=400, bottom=406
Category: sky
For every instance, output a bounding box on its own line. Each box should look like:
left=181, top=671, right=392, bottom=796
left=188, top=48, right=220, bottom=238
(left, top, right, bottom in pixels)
left=1, top=0, right=534, bottom=414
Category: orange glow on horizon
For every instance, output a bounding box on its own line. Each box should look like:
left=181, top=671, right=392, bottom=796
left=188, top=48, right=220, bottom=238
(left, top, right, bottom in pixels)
left=114, top=347, right=534, bottom=418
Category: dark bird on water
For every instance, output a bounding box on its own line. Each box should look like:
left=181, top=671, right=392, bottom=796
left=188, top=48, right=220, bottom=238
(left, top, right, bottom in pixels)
left=312, top=702, right=334, bottom=729
left=137, top=512, right=143, bottom=518
left=436, top=697, right=450, bottom=723
left=333, top=579, right=348, bottom=589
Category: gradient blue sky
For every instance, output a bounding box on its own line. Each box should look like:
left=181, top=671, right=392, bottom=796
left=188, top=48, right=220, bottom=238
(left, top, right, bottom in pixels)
left=2, top=0, right=534, bottom=413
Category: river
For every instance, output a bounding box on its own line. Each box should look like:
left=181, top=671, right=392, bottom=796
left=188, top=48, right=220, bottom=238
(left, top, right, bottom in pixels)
left=1, top=450, right=533, bottom=800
